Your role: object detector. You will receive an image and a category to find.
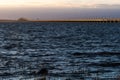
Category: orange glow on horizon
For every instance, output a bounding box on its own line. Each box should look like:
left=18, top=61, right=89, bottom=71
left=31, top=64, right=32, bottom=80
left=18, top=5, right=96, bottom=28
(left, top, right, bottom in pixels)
left=0, top=0, right=120, bottom=8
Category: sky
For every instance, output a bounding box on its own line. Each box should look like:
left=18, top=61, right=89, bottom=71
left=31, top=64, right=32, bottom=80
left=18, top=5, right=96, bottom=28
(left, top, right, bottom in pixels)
left=0, top=0, right=120, bottom=20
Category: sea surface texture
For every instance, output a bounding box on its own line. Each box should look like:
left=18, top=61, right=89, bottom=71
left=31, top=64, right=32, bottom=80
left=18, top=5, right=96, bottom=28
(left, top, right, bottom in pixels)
left=0, top=22, right=120, bottom=80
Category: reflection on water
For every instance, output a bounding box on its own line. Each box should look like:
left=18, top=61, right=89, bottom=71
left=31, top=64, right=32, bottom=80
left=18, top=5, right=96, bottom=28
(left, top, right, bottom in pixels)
left=0, top=22, right=120, bottom=80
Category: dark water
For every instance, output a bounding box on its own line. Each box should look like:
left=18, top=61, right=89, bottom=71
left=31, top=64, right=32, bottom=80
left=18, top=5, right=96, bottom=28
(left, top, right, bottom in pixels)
left=0, top=22, right=120, bottom=80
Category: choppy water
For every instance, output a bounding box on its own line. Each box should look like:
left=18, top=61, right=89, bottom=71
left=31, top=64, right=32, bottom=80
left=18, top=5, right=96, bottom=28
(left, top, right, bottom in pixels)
left=0, top=22, right=120, bottom=80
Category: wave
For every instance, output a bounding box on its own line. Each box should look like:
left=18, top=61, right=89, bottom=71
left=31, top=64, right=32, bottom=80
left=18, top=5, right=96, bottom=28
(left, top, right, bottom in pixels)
left=71, top=52, right=120, bottom=56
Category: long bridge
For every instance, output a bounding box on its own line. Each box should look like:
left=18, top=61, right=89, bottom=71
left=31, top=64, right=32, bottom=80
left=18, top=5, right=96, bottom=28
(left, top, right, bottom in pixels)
left=75, top=18, right=120, bottom=22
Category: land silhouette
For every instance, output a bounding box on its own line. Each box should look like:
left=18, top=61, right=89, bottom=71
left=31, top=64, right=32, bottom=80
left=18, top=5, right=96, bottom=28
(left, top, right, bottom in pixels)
left=0, top=18, right=120, bottom=22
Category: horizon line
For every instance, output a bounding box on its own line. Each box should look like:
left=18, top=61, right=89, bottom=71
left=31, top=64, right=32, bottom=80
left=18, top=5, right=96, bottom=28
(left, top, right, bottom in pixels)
left=1, top=18, right=120, bottom=22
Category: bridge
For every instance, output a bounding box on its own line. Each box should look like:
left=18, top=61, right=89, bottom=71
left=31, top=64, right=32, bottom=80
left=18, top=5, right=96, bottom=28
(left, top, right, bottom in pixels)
left=75, top=18, right=120, bottom=22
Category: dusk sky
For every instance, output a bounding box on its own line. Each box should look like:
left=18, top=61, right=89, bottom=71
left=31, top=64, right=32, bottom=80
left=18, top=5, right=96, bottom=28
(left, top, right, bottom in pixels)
left=0, top=0, right=120, bottom=20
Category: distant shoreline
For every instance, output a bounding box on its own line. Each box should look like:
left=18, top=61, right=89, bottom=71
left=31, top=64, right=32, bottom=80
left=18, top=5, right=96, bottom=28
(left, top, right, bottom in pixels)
left=0, top=19, right=120, bottom=22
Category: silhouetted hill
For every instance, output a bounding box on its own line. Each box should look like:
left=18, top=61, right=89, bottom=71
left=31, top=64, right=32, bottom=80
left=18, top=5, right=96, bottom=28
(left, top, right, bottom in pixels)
left=17, top=18, right=30, bottom=21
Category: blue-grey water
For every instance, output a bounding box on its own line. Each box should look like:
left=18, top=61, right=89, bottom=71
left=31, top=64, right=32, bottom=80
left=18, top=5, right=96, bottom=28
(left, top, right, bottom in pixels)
left=0, top=22, right=120, bottom=80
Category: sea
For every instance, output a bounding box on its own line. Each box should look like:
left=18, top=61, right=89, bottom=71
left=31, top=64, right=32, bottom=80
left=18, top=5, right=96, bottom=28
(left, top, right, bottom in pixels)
left=0, top=22, right=120, bottom=80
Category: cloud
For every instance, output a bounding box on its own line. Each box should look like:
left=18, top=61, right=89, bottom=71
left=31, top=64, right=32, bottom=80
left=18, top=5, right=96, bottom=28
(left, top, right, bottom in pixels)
left=95, top=4, right=120, bottom=8
left=0, top=0, right=120, bottom=8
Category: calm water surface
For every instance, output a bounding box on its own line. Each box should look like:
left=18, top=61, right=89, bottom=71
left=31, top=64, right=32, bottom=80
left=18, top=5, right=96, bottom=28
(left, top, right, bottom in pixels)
left=0, top=22, right=120, bottom=80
